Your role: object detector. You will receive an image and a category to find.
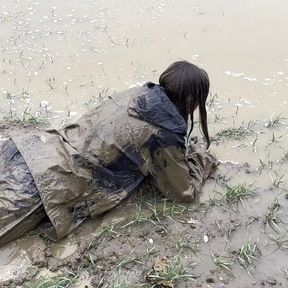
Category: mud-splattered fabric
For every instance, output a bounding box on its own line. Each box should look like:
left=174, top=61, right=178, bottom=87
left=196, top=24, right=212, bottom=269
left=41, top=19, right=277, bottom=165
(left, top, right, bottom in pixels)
left=0, top=138, right=46, bottom=246
left=0, top=83, right=217, bottom=246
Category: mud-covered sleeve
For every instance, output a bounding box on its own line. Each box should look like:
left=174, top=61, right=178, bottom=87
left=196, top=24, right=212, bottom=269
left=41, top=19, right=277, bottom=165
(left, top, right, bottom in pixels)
left=150, top=136, right=217, bottom=203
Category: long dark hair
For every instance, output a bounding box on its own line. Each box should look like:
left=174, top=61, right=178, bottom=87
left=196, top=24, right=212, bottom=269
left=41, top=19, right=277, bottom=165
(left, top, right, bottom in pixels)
left=159, top=60, right=210, bottom=148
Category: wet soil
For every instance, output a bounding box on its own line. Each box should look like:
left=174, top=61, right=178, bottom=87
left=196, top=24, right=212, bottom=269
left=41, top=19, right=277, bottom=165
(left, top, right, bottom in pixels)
left=1, top=117, right=288, bottom=288
left=1, top=0, right=288, bottom=287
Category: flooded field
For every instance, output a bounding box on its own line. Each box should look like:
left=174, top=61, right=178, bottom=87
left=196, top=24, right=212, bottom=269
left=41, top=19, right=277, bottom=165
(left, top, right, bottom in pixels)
left=0, top=0, right=288, bottom=287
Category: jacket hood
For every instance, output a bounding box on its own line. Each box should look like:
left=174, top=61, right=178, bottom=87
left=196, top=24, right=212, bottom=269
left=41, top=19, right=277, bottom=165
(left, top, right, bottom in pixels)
left=128, top=83, right=187, bottom=135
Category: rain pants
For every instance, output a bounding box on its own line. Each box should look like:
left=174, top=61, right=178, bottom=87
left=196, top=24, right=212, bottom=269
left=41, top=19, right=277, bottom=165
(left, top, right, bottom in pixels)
left=0, top=83, right=217, bottom=246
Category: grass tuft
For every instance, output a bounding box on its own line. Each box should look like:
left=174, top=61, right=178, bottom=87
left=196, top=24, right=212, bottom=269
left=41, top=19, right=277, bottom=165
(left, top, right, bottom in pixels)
left=264, top=198, right=282, bottom=232
left=216, top=122, right=254, bottom=140
left=26, top=273, right=76, bottom=288
left=265, top=114, right=285, bottom=128
left=3, top=108, right=46, bottom=126
left=147, top=256, right=197, bottom=286
left=111, top=268, right=130, bottom=288
left=121, top=196, right=188, bottom=231
left=212, top=253, right=233, bottom=271
left=176, top=235, right=201, bottom=255
left=222, top=183, right=256, bottom=205
left=266, top=234, right=288, bottom=251
left=237, top=239, right=261, bottom=275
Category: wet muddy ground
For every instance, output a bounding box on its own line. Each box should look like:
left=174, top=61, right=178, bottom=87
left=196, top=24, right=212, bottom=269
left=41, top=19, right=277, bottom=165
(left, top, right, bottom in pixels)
left=1, top=0, right=288, bottom=287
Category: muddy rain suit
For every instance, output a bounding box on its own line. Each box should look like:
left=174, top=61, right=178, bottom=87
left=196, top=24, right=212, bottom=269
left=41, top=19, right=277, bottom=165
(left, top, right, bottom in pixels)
left=0, top=83, right=216, bottom=246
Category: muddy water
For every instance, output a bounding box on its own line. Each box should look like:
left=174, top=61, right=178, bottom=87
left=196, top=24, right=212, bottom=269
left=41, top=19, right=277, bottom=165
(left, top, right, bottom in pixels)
left=0, top=236, right=38, bottom=282
left=0, top=0, right=287, bottom=126
left=1, top=0, right=288, bottom=287
left=51, top=240, right=78, bottom=260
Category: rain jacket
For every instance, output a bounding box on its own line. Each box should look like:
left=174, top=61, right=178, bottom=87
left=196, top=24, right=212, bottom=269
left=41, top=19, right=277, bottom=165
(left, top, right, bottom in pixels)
left=0, top=83, right=217, bottom=246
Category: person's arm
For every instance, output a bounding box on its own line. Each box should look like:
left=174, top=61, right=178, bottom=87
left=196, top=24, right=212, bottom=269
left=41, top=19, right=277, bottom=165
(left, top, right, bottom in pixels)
left=150, top=134, right=217, bottom=202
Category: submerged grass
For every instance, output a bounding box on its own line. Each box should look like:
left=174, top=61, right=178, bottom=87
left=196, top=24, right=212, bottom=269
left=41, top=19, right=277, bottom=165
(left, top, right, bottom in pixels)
left=3, top=108, right=47, bottom=126
left=257, top=158, right=274, bottom=174
left=207, top=92, right=218, bottom=108
left=264, top=198, right=282, bottom=232
left=271, top=173, right=286, bottom=188
left=212, top=253, right=233, bottom=271
left=265, top=114, right=285, bottom=128
left=216, top=122, right=255, bottom=141
left=266, top=234, right=288, bottom=251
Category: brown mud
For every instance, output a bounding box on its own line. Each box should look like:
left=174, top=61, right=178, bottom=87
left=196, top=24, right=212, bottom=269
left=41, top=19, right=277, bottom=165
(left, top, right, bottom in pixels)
left=1, top=117, right=288, bottom=288
left=1, top=0, right=288, bottom=287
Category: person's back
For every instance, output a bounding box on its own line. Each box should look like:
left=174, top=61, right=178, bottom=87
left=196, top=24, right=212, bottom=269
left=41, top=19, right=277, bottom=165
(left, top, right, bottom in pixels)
left=0, top=61, right=217, bottom=246
left=60, top=81, right=189, bottom=191
left=0, top=82, right=191, bottom=244
left=58, top=80, right=216, bottom=210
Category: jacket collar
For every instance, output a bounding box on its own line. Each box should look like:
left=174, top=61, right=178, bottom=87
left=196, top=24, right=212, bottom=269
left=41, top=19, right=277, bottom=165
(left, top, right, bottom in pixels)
left=128, top=83, right=187, bottom=135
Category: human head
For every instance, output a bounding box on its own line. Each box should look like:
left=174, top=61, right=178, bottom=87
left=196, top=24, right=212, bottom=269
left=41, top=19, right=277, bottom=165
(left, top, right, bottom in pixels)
left=159, top=60, right=210, bottom=148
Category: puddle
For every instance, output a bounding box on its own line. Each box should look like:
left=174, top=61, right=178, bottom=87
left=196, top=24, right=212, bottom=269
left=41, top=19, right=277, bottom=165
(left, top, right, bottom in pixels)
left=0, top=241, right=31, bottom=282
left=51, top=240, right=78, bottom=260
left=0, top=0, right=287, bottom=127
left=49, top=206, right=132, bottom=260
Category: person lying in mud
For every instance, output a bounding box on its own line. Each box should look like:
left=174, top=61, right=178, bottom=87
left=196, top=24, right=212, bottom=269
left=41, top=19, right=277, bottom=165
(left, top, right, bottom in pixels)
left=0, top=60, right=217, bottom=246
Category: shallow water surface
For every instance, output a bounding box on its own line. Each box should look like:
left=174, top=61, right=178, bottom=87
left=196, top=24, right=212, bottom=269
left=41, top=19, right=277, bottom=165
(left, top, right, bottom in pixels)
left=0, top=239, right=32, bottom=282
left=0, top=0, right=287, bottom=126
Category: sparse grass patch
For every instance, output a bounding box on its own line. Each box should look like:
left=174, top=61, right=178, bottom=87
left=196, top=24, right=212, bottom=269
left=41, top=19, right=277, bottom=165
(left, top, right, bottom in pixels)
left=270, top=173, right=286, bottom=188
left=207, top=92, right=218, bottom=108
left=266, top=234, right=288, bottom=251
left=264, top=198, right=282, bottom=232
left=121, top=197, right=188, bottom=231
left=87, top=223, right=119, bottom=250
left=200, top=196, right=220, bottom=210
left=212, top=253, right=233, bottom=271
left=114, top=253, right=143, bottom=270
left=214, top=113, right=225, bottom=123
left=3, top=108, right=47, bottom=126
left=148, top=200, right=188, bottom=222
left=257, top=159, right=273, bottom=173
left=111, top=268, right=131, bottom=288
left=176, top=235, right=201, bottom=255
left=115, top=246, right=157, bottom=270
left=222, top=183, right=256, bottom=206
left=269, top=131, right=283, bottom=144
left=265, top=114, right=285, bottom=128
left=26, top=273, right=76, bottom=288
left=237, top=239, right=261, bottom=275
left=98, top=223, right=119, bottom=239
left=120, top=203, right=149, bottom=229
left=216, top=122, right=255, bottom=141
left=200, top=195, right=232, bottom=213
left=147, top=256, right=197, bottom=287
